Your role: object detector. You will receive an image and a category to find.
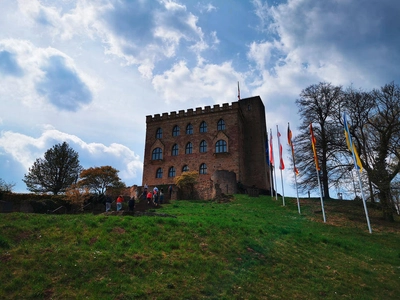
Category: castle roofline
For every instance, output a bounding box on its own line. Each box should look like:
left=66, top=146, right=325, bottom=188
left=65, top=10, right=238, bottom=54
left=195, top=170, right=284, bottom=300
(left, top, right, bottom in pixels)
left=146, top=96, right=262, bottom=122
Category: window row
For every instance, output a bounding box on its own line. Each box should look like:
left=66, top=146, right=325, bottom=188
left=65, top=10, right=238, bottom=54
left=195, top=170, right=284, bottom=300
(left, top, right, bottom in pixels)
left=155, top=119, right=225, bottom=139
left=155, top=163, right=208, bottom=178
left=151, top=140, right=227, bottom=160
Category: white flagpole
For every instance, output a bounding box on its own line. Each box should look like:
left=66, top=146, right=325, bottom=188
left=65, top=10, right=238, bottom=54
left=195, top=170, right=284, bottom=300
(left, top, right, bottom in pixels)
left=277, top=125, right=285, bottom=206
left=316, top=170, right=326, bottom=223
left=267, top=128, right=274, bottom=198
left=274, top=167, right=278, bottom=201
left=295, top=173, right=301, bottom=214
left=280, top=168, right=285, bottom=206
left=288, top=122, right=301, bottom=214
left=273, top=166, right=278, bottom=201
left=310, top=123, right=325, bottom=222
left=270, top=128, right=278, bottom=200
left=344, top=113, right=372, bottom=233
left=357, top=172, right=372, bottom=233
left=270, top=163, right=274, bottom=198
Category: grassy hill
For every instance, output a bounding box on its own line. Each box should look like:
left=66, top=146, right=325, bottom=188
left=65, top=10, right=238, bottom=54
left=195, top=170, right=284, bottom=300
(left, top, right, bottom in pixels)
left=1, top=195, right=399, bottom=299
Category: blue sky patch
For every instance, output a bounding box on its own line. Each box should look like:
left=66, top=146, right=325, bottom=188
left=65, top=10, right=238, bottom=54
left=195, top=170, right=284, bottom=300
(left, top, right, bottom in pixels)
left=0, top=50, right=23, bottom=77
left=36, top=55, right=92, bottom=111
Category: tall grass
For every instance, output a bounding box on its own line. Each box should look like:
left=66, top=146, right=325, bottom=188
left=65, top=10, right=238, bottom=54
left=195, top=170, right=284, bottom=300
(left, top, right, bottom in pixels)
left=1, top=195, right=399, bottom=299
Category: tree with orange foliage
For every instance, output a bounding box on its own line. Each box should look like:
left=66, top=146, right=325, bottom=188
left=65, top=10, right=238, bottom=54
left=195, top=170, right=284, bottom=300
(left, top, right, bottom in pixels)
left=78, top=166, right=126, bottom=195
left=65, top=184, right=91, bottom=211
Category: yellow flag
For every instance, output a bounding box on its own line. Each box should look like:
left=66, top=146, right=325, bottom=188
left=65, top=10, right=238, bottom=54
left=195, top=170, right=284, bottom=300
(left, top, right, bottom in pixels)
left=344, top=113, right=362, bottom=172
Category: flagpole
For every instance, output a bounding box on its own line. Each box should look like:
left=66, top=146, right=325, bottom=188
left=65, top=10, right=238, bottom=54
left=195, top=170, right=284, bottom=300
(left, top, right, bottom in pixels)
left=294, top=173, right=301, bottom=214
left=269, top=128, right=277, bottom=200
left=316, top=169, right=326, bottom=222
left=357, top=172, right=372, bottom=233
left=280, top=168, right=285, bottom=206
left=343, top=113, right=372, bottom=233
left=288, top=122, right=301, bottom=214
left=267, top=127, right=274, bottom=199
left=274, top=166, right=278, bottom=201
left=277, top=125, right=285, bottom=206
left=270, top=160, right=274, bottom=198
left=310, top=123, right=325, bottom=222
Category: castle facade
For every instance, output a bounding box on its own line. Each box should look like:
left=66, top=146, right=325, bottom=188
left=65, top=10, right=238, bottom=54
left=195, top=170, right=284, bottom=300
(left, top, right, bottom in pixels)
left=142, top=96, right=271, bottom=199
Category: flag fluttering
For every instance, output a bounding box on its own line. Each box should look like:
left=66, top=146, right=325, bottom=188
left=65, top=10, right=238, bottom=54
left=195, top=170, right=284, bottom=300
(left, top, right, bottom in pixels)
left=343, top=113, right=362, bottom=172
left=269, top=129, right=274, bottom=167
left=310, top=123, right=320, bottom=171
left=277, top=126, right=285, bottom=170
left=343, top=113, right=372, bottom=233
left=288, top=122, right=301, bottom=214
left=287, top=122, right=299, bottom=175
left=310, top=123, right=326, bottom=222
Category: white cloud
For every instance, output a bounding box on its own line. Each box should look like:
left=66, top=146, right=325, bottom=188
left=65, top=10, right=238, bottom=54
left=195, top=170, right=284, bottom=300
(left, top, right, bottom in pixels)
left=152, top=60, right=244, bottom=103
left=0, top=127, right=142, bottom=186
left=0, top=39, right=95, bottom=111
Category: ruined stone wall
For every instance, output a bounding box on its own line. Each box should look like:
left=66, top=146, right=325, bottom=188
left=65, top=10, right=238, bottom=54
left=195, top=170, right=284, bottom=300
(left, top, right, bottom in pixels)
left=211, top=170, right=237, bottom=198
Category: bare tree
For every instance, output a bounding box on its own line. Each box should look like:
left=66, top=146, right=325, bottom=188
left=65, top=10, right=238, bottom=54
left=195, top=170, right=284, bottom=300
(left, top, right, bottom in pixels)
left=345, top=82, right=400, bottom=221
left=294, top=82, right=343, bottom=198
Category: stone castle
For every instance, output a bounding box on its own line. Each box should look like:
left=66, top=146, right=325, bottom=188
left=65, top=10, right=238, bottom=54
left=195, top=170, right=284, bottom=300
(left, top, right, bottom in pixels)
left=142, top=96, right=271, bottom=199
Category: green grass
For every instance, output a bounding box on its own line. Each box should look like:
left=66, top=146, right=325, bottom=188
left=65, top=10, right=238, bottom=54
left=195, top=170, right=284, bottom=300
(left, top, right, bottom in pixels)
left=1, top=195, right=399, bottom=299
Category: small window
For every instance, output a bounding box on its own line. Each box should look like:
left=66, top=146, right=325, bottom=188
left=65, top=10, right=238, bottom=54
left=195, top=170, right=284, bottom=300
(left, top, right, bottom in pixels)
left=217, top=119, right=225, bottom=131
left=172, top=125, right=180, bottom=137
left=185, top=142, right=193, bottom=154
left=186, top=124, right=193, bottom=135
left=182, top=165, right=189, bottom=172
left=172, top=144, right=179, bottom=156
left=168, top=167, right=176, bottom=177
left=152, top=147, right=163, bottom=160
left=156, top=128, right=162, bottom=139
left=199, top=163, right=207, bottom=174
left=156, top=168, right=163, bottom=178
left=215, top=140, right=227, bottom=153
left=200, top=140, right=207, bottom=153
left=200, top=121, right=207, bottom=133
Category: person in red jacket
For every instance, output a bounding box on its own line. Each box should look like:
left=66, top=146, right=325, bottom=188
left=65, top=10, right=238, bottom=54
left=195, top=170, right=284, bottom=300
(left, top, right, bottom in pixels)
left=116, top=195, right=124, bottom=211
left=146, top=191, right=152, bottom=205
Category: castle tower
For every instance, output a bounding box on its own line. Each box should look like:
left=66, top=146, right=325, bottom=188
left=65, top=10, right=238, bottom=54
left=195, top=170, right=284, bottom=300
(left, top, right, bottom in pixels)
left=142, top=96, right=271, bottom=199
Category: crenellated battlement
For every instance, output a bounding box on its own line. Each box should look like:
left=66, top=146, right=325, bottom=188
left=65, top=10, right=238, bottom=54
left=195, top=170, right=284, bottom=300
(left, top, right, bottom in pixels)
left=146, top=101, right=239, bottom=122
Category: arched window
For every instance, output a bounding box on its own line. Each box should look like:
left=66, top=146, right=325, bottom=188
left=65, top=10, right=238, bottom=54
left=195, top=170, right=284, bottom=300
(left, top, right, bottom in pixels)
left=168, top=167, right=176, bottom=177
left=156, top=128, right=162, bottom=139
left=186, top=123, right=193, bottom=135
left=182, top=165, right=189, bottom=172
left=199, top=140, right=207, bottom=153
left=199, top=163, right=207, bottom=174
left=172, top=125, right=180, bottom=137
left=152, top=147, right=163, bottom=160
left=185, top=142, right=193, bottom=154
left=172, top=144, right=179, bottom=156
left=156, top=168, right=163, bottom=178
left=200, top=121, right=207, bottom=133
left=217, top=119, right=225, bottom=131
left=215, top=140, right=227, bottom=153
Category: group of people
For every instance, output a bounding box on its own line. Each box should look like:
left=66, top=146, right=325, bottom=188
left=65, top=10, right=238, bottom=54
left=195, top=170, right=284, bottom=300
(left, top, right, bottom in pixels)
left=104, top=184, right=172, bottom=212
left=105, top=194, right=135, bottom=212
left=145, top=186, right=164, bottom=206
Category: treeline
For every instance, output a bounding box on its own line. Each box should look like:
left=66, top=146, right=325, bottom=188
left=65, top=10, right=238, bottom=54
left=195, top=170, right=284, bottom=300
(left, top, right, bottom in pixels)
left=1, top=142, right=127, bottom=210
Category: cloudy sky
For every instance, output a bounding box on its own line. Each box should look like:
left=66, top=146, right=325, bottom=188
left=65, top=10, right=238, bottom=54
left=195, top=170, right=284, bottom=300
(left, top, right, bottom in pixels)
left=1, top=0, right=399, bottom=198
